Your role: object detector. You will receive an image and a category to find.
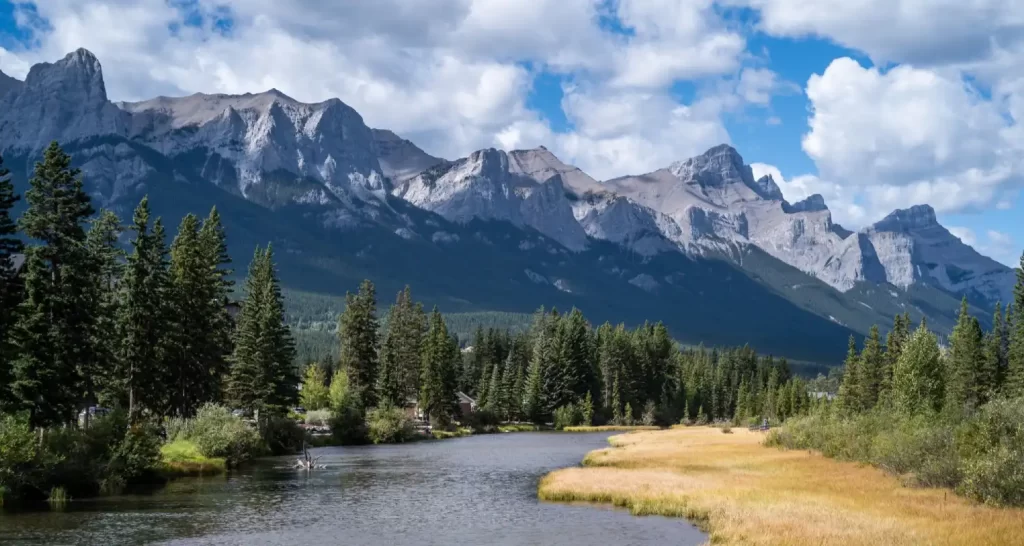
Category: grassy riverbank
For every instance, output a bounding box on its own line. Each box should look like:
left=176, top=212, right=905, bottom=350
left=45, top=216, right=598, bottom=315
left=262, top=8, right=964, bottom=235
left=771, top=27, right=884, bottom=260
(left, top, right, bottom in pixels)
left=538, top=427, right=1024, bottom=545
left=562, top=425, right=661, bottom=432
left=158, top=440, right=227, bottom=477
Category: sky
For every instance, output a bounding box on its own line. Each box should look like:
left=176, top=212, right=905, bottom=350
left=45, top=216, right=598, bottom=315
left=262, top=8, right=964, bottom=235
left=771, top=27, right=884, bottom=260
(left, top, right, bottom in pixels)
left=0, top=0, right=1022, bottom=266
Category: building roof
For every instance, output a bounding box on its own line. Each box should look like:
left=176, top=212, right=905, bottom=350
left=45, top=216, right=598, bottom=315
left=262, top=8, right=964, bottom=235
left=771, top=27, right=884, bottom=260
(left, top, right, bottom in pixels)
left=10, top=253, right=25, bottom=272
left=456, top=391, right=476, bottom=405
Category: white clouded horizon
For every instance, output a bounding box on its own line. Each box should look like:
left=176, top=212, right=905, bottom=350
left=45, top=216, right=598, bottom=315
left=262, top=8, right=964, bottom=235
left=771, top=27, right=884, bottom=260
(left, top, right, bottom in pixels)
left=0, top=0, right=1021, bottom=255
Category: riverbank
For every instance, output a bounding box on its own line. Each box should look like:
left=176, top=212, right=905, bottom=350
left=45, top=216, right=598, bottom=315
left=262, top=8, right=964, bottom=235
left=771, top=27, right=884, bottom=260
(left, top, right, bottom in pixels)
left=538, top=427, right=1024, bottom=545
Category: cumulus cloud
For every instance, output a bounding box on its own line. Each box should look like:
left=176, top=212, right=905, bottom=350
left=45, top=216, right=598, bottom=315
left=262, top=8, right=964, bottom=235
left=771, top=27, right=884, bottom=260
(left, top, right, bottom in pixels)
left=801, top=57, right=1023, bottom=216
left=735, top=0, right=1024, bottom=67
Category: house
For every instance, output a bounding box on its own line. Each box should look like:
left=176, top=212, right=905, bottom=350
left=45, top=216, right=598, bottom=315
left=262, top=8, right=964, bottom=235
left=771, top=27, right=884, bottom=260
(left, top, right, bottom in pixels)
left=456, top=391, right=477, bottom=417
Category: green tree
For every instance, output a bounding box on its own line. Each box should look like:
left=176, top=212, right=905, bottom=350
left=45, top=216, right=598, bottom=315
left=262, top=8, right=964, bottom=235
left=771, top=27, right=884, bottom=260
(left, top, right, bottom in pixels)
left=12, top=143, right=98, bottom=428
left=882, top=312, right=910, bottom=401
left=83, top=210, right=122, bottom=412
left=0, top=153, right=22, bottom=408
left=836, top=335, right=861, bottom=413
left=195, top=208, right=234, bottom=407
left=226, top=246, right=297, bottom=416
left=892, top=321, right=944, bottom=414
left=420, top=308, right=458, bottom=426
left=946, top=297, right=985, bottom=411
left=980, top=303, right=1005, bottom=401
left=1007, top=252, right=1024, bottom=397
left=857, top=326, right=884, bottom=411
left=114, top=198, right=172, bottom=420
left=484, top=356, right=503, bottom=415
left=300, top=364, right=331, bottom=410
left=338, top=280, right=380, bottom=407
left=581, top=390, right=594, bottom=426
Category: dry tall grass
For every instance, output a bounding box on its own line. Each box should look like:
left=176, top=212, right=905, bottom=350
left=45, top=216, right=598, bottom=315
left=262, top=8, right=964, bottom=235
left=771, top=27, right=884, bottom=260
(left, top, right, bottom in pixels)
left=538, top=427, right=1024, bottom=545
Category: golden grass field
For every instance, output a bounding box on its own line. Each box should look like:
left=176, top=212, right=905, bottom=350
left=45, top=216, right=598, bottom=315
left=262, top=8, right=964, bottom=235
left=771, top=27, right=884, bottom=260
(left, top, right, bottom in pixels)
left=562, top=425, right=662, bottom=432
left=538, top=427, right=1024, bottom=545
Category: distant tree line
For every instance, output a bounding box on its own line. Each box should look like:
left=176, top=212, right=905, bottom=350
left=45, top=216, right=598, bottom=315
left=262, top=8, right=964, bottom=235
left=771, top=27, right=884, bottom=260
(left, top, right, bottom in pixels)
left=301, top=280, right=815, bottom=431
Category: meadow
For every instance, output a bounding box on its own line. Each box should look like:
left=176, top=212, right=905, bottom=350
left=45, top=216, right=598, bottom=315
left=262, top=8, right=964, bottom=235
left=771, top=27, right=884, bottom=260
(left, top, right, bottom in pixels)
left=538, top=427, right=1024, bottom=546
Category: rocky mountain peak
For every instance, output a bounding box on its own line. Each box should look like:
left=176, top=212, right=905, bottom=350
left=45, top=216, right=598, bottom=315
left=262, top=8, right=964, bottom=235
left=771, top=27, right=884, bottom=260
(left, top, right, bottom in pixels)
left=668, top=144, right=783, bottom=202
left=0, top=48, right=127, bottom=152
left=872, top=204, right=939, bottom=232
left=784, top=193, right=829, bottom=213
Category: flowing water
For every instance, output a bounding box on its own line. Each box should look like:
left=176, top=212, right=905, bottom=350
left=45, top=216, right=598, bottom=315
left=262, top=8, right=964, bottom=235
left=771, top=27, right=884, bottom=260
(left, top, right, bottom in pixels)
left=0, top=432, right=706, bottom=545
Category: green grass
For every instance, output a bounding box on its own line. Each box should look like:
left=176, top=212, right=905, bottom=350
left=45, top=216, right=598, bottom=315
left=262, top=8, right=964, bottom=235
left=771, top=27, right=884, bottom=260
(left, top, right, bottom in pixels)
left=562, top=425, right=662, bottom=432
left=430, top=427, right=473, bottom=440
left=46, top=487, right=70, bottom=508
left=498, top=424, right=542, bottom=432
left=159, top=440, right=227, bottom=477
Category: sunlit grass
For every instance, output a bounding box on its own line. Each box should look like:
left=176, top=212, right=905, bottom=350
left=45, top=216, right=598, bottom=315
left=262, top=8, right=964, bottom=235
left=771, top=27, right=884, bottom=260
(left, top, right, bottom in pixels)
left=159, top=440, right=227, bottom=477
left=562, top=425, right=661, bottom=432
left=431, top=427, right=473, bottom=440
left=498, top=424, right=542, bottom=433
left=539, top=427, right=1024, bottom=545
left=46, top=486, right=69, bottom=509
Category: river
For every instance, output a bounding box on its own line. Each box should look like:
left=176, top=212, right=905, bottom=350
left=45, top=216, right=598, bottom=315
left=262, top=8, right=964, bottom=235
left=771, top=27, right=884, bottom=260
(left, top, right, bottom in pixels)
left=0, top=432, right=706, bottom=545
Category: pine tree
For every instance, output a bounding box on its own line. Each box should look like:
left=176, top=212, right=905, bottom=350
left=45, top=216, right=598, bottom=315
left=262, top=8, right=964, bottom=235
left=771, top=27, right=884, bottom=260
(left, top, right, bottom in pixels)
left=226, top=246, right=296, bottom=416
left=498, top=347, right=520, bottom=421
left=0, top=153, right=22, bottom=408
left=12, top=143, right=98, bottom=428
left=420, top=308, right=457, bottom=426
left=524, top=346, right=545, bottom=424
left=83, top=210, right=122, bottom=411
left=167, top=214, right=206, bottom=417
left=946, top=297, right=985, bottom=411
left=836, top=335, right=861, bottom=413
left=485, top=357, right=502, bottom=415
left=376, top=328, right=405, bottom=408
left=377, top=288, right=425, bottom=408
left=338, top=280, right=380, bottom=407
left=858, top=326, right=884, bottom=410
left=196, top=207, right=234, bottom=406
left=1006, top=252, right=1024, bottom=397
left=115, top=198, right=172, bottom=420
left=882, top=312, right=910, bottom=401
left=892, top=321, right=944, bottom=414
left=611, top=373, right=623, bottom=424
left=551, top=308, right=592, bottom=409
left=980, top=303, right=1004, bottom=401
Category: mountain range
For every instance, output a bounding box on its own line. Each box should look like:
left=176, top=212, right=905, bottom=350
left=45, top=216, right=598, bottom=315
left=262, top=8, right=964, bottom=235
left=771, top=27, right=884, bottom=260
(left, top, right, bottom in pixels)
left=0, top=49, right=1016, bottom=363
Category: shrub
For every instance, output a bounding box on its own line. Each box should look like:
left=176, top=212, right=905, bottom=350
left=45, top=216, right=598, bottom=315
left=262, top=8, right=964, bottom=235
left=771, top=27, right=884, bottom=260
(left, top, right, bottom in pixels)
left=305, top=409, right=332, bottom=428
left=642, top=401, right=657, bottom=426
left=553, top=404, right=584, bottom=430
left=330, top=404, right=368, bottom=445
left=170, top=404, right=263, bottom=467
left=463, top=409, right=499, bottom=431
left=367, top=406, right=414, bottom=444
left=264, top=416, right=307, bottom=455
left=0, top=414, right=40, bottom=500
left=300, top=364, right=331, bottom=411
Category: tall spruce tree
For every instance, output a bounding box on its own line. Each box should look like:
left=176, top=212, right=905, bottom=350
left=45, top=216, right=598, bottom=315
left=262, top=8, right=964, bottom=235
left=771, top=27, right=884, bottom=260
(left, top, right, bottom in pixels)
left=882, top=312, right=910, bottom=401
left=115, top=198, right=172, bottom=420
left=981, top=303, right=1006, bottom=399
left=858, top=326, right=884, bottom=411
left=338, top=279, right=380, bottom=407
left=420, top=308, right=458, bottom=425
left=226, top=246, right=297, bottom=415
left=83, top=210, right=122, bottom=411
left=0, top=154, right=22, bottom=408
left=946, top=297, right=985, bottom=411
left=197, top=207, right=234, bottom=405
left=376, top=286, right=426, bottom=407
left=892, top=321, right=944, bottom=414
left=1006, top=252, right=1024, bottom=397
left=12, top=142, right=98, bottom=427
left=836, top=335, right=861, bottom=413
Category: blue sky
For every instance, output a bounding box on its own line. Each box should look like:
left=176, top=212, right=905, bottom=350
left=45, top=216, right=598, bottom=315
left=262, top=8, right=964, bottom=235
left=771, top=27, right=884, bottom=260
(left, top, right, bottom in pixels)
left=0, top=0, right=1021, bottom=265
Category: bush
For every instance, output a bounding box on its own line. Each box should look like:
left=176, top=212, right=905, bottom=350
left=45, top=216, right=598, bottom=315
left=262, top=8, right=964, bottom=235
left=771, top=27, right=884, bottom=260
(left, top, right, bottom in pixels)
left=264, top=416, right=307, bottom=455
left=642, top=401, right=657, bottom=426
left=330, top=404, right=368, bottom=445
left=169, top=404, right=263, bottom=467
left=0, top=414, right=41, bottom=501
left=553, top=404, right=584, bottom=430
left=769, top=397, right=1024, bottom=507
left=462, top=409, right=499, bottom=431
left=367, top=406, right=414, bottom=444
left=305, top=409, right=332, bottom=428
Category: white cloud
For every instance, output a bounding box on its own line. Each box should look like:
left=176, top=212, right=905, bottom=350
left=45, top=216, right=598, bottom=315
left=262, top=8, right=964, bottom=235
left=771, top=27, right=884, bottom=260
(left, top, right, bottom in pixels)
left=0, top=0, right=776, bottom=178
left=801, top=57, right=1023, bottom=217
left=735, top=0, right=1024, bottom=67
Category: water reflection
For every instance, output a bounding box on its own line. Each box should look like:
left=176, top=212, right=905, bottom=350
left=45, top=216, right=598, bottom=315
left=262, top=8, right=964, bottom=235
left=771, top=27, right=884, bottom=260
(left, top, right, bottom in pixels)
left=1, top=432, right=705, bottom=545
